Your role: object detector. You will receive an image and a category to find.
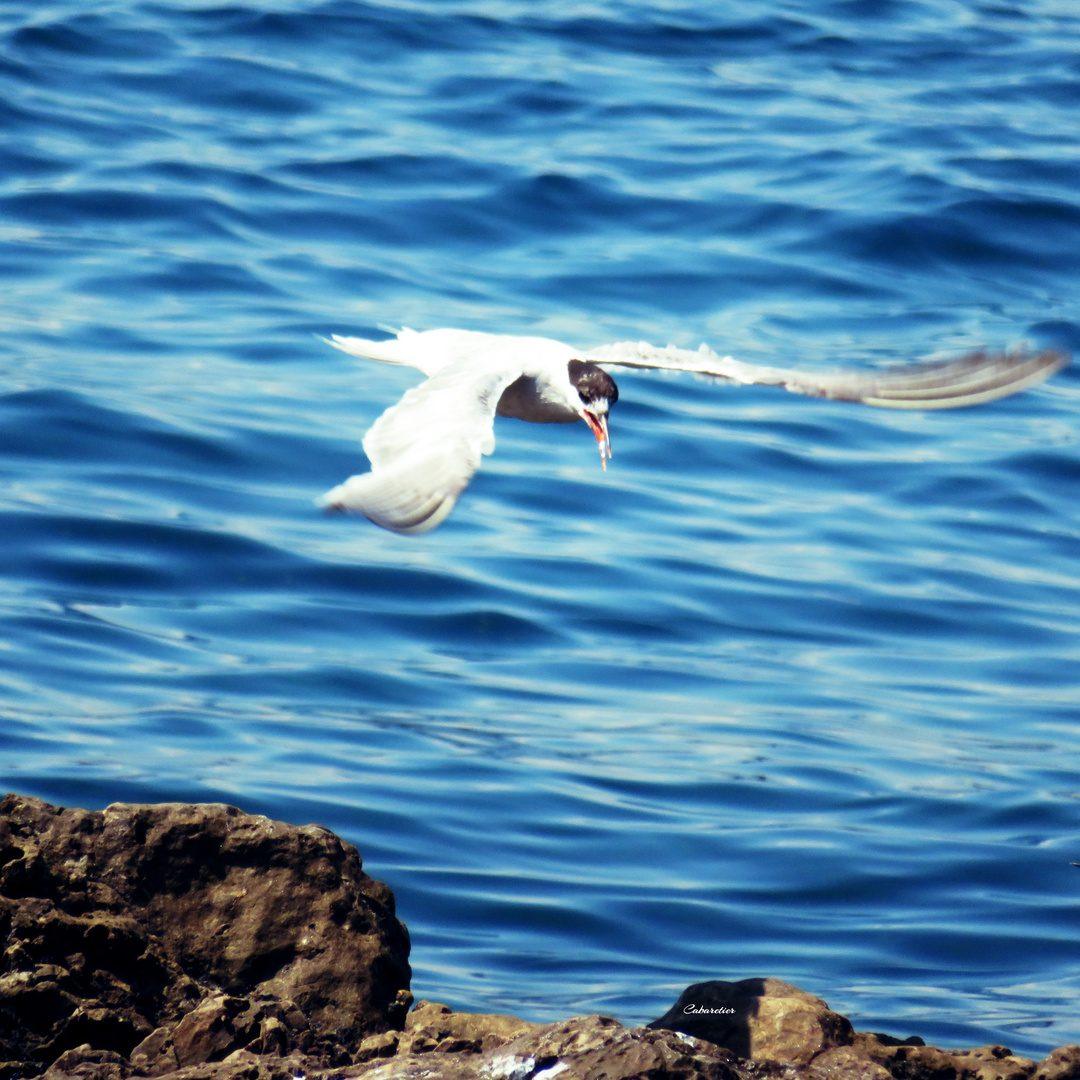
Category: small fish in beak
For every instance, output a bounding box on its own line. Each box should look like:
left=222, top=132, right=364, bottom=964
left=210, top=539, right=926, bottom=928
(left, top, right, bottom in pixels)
left=583, top=410, right=611, bottom=471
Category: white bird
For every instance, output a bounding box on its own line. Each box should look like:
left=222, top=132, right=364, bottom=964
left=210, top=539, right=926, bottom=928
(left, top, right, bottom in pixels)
left=319, top=328, right=1068, bottom=535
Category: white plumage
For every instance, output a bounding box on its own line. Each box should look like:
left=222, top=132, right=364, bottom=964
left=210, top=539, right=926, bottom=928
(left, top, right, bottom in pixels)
left=319, top=328, right=1068, bottom=535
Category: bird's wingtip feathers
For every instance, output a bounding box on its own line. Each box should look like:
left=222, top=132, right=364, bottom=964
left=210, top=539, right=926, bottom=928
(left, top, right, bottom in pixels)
left=851, top=346, right=1070, bottom=409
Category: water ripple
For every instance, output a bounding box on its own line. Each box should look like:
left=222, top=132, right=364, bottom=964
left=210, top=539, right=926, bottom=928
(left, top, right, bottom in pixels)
left=0, top=0, right=1078, bottom=1056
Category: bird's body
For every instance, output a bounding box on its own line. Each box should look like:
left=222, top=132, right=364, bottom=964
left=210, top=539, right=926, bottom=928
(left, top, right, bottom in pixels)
left=320, top=328, right=1068, bottom=535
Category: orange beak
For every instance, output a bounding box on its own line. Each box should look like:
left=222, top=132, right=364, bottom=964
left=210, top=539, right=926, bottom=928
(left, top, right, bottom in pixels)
left=583, top=411, right=611, bottom=471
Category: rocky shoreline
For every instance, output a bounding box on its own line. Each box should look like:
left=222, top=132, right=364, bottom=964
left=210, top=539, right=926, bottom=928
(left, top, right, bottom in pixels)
left=2, top=794, right=1076, bottom=1080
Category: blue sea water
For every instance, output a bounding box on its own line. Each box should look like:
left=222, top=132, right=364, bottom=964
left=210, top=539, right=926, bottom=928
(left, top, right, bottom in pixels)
left=2, top=0, right=1080, bottom=1056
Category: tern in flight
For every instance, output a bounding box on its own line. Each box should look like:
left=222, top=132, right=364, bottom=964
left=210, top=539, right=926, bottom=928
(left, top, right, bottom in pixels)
left=319, top=328, right=1067, bottom=534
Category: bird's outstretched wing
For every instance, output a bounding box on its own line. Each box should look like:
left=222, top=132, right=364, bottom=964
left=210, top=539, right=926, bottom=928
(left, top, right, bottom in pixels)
left=327, top=327, right=539, bottom=378
left=319, top=362, right=521, bottom=534
left=585, top=341, right=1069, bottom=409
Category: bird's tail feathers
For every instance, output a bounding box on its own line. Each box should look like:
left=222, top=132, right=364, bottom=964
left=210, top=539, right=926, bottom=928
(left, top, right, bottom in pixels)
left=324, top=328, right=431, bottom=370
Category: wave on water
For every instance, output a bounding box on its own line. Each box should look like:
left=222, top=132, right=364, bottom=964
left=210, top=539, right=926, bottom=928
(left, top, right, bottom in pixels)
left=1, top=0, right=1079, bottom=1054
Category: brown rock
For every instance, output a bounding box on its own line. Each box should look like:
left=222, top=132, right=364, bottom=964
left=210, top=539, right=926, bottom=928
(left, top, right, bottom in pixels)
left=649, top=978, right=854, bottom=1064
left=402, top=998, right=541, bottom=1052
left=128, top=1027, right=179, bottom=1077
left=403, top=999, right=453, bottom=1030
left=850, top=1033, right=1041, bottom=1080
left=494, top=1014, right=749, bottom=1079
left=950, top=1046, right=1036, bottom=1080
left=810, top=1045, right=896, bottom=1080
left=166, top=994, right=260, bottom=1068
left=353, top=1030, right=400, bottom=1063
left=251, top=1016, right=288, bottom=1057
left=1035, top=1047, right=1080, bottom=1080
left=398, top=1032, right=438, bottom=1055
left=42, top=1046, right=129, bottom=1080
left=0, top=793, right=410, bottom=1074
left=133, top=1048, right=311, bottom=1080
left=851, top=1031, right=963, bottom=1080
left=8, top=793, right=1080, bottom=1080
left=349, top=1049, right=480, bottom=1080
left=351, top=1013, right=754, bottom=1080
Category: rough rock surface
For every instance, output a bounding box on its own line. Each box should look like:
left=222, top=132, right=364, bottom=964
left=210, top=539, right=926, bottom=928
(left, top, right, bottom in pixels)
left=4, top=793, right=1080, bottom=1080
left=347, top=1011, right=753, bottom=1080
left=0, top=793, right=410, bottom=1076
left=647, top=977, right=855, bottom=1063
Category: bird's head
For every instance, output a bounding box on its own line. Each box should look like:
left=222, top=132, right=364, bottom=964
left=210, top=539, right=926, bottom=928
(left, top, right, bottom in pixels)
left=568, top=359, right=618, bottom=470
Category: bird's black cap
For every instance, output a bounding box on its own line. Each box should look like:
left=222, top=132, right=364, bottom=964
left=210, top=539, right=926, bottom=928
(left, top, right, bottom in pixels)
left=568, top=359, right=619, bottom=405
